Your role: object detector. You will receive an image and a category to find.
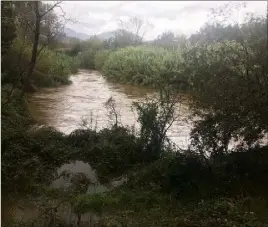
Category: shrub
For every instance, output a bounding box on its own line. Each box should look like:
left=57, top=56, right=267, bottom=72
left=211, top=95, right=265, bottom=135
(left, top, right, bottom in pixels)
left=133, top=88, right=181, bottom=161
left=68, top=126, right=142, bottom=183
left=1, top=88, right=75, bottom=196
left=186, top=17, right=268, bottom=152
left=2, top=38, right=79, bottom=87
left=177, top=199, right=259, bottom=227
left=78, top=49, right=97, bottom=69
left=102, top=46, right=183, bottom=87
left=94, top=49, right=112, bottom=71
left=127, top=146, right=268, bottom=200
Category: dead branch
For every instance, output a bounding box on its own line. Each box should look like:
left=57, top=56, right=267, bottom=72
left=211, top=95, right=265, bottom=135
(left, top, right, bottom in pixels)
left=40, top=1, right=62, bottom=18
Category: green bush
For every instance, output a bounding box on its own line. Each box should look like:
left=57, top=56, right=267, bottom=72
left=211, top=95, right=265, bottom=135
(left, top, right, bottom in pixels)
left=67, top=126, right=143, bottom=183
left=77, top=36, right=105, bottom=69
left=133, top=88, right=180, bottom=161
left=102, top=46, right=182, bottom=87
left=127, top=146, right=268, bottom=200
left=2, top=38, right=79, bottom=87
left=1, top=125, right=75, bottom=195
left=94, top=49, right=112, bottom=71
left=78, top=49, right=97, bottom=69
left=34, top=49, right=79, bottom=86
left=186, top=17, right=268, bottom=152
left=1, top=85, right=34, bottom=141
left=176, top=199, right=260, bottom=227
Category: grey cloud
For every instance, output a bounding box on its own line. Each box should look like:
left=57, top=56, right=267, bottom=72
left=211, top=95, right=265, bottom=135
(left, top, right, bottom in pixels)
left=59, top=1, right=266, bottom=39
left=108, top=2, right=215, bottom=20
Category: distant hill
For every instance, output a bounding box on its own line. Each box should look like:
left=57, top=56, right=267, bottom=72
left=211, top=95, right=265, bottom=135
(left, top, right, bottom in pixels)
left=96, top=31, right=116, bottom=40
left=63, top=28, right=141, bottom=42
left=64, top=28, right=90, bottom=40
left=63, top=28, right=115, bottom=41
left=96, top=30, right=140, bottom=41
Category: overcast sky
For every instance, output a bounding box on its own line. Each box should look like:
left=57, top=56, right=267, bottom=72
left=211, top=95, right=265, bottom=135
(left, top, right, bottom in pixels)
left=54, top=1, right=267, bottom=40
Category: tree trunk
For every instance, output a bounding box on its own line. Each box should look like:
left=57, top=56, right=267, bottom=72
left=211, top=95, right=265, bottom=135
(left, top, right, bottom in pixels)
left=23, top=1, right=40, bottom=93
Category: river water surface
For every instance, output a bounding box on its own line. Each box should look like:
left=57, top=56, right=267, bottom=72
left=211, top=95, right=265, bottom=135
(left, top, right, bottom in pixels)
left=27, top=70, right=192, bottom=149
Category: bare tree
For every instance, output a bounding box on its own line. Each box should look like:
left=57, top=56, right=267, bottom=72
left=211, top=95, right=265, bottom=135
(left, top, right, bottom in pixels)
left=209, top=2, right=247, bottom=26
left=105, top=96, right=121, bottom=127
left=117, top=16, right=153, bottom=45
left=21, top=1, right=75, bottom=93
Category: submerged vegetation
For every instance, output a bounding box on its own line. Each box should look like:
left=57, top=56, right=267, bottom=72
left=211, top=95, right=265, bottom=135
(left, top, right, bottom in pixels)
left=2, top=1, right=268, bottom=226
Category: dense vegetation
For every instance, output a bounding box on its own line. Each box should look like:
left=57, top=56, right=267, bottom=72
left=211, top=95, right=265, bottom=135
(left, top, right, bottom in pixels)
left=2, top=1, right=268, bottom=226
left=1, top=1, right=79, bottom=91
left=102, top=46, right=182, bottom=88
left=2, top=39, right=79, bottom=87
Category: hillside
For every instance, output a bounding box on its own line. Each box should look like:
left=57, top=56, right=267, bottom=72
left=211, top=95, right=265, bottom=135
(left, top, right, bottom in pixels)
left=96, top=31, right=115, bottom=40
left=64, top=27, right=90, bottom=40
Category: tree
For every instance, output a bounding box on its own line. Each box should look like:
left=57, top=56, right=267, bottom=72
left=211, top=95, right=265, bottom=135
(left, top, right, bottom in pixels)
left=153, top=31, right=176, bottom=49
left=20, top=1, right=67, bottom=92
left=1, top=2, right=17, bottom=58
left=134, top=87, right=183, bottom=160
left=103, top=37, right=116, bottom=49
left=187, top=14, right=268, bottom=155
left=189, top=23, right=241, bottom=44
left=189, top=2, right=248, bottom=45
left=117, top=16, right=153, bottom=45
left=113, top=29, right=139, bottom=48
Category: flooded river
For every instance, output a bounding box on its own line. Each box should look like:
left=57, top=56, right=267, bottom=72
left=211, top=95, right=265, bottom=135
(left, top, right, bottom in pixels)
left=27, top=70, right=192, bottom=149
left=5, top=70, right=193, bottom=224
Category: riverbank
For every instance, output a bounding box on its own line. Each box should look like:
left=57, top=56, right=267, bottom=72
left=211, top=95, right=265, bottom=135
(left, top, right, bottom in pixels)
left=26, top=70, right=192, bottom=148
left=3, top=81, right=268, bottom=227
left=2, top=71, right=268, bottom=227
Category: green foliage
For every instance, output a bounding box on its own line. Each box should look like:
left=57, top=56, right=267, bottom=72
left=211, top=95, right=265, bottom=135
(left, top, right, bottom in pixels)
left=113, top=29, right=142, bottom=48
left=74, top=193, right=118, bottom=215
left=176, top=199, right=260, bottom=227
left=152, top=31, right=178, bottom=49
left=2, top=39, right=79, bottom=87
left=189, top=23, right=241, bottom=44
left=34, top=48, right=79, bottom=86
left=2, top=5, right=268, bottom=226
left=127, top=152, right=212, bottom=199
left=127, top=146, right=268, bottom=199
left=186, top=16, right=268, bottom=152
left=133, top=88, right=180, bottom=160
left=78, top=49, right=97, bottom=69
left=77, top=37, right=105, bottom=69
left=67, top=125, right=143, bottom=183
left=103, top=46, right=182, bottom=87
left=1, top=1, right=17, bottom=57
left=94, top=49, right=112, bottom=71
left=66, top=90, right=182, bottom=182
left=1, top=88, right=76, bottom=195
left=1, top=126, right=75, bottom=195
left=1, top=85, right=33, bottom=140
left=71, top=189, right=263, bottom=227
left=67, top=42, right=82, bottom=56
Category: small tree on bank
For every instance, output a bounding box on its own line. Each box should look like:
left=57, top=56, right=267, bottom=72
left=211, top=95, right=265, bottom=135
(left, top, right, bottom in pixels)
left=134, top=87, right=183, bottom=161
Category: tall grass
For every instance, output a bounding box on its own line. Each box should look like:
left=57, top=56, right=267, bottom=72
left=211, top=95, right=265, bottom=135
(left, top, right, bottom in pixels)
left=94, top=49, right=112, bottom=71
left=102, top=46, right=182, bottom=88
left=78, top=49, right=96, bottom=69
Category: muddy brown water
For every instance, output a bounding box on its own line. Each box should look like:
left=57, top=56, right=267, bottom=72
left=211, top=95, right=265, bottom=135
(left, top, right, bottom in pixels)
left=26, top=69, right=192, bottom=149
